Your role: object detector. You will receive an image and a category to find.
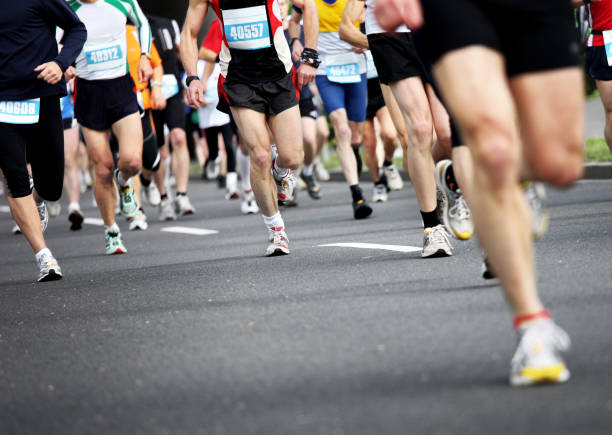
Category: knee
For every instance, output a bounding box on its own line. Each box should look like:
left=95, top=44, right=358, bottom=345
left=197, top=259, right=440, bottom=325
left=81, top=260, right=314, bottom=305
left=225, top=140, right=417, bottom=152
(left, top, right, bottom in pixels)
left=531, top=138, right=584, bottom=187
left=470, top=133, right=519, bottom=190
left=334, top=123, right=352, bottom=146
left=121, top=157, right=142, bottom=176
left=95, top=164, right=114, bottom=185
left=280, top=147, right=303, bottom=169
left=381, top=128, right=397, bottom=147
left=252, top=146, right=273, bottom=171
left=410, top=120, right=434, bottom=151
left=171, top=129, right=187, bottom=147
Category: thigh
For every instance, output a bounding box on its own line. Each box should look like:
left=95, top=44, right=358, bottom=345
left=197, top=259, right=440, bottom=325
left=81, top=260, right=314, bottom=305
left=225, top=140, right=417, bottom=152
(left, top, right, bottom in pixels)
left=425, top=83, right=451, bottom=141
left=389, top=76, right=433, bottom=129
left=596, top=79, right=612, bottom=114
left=374, top=105, right=397, bottom=140
left=64, top=124, right=80, bottom=161
left=268, top=105, right=303, bottom=153
left=344, top=75, right=368, bottom=123
left=509, top=68, right=584, bottom=161
left=301, top=116, right=316, bottom=145
left=315, top=75, right=346, bottom=117
left=380, top=83, right=407, bottom=138
left=0, top=123, right=31, bottom=197
left=111, top=112, right=143, bottom=160
left=230, top=106, right=269, bottom=152
left=81, top=126, right=113, bottom=167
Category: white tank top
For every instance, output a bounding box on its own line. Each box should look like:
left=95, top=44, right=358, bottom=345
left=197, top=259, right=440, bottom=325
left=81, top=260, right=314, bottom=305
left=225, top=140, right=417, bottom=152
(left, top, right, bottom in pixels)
left=365, top=0, right=410, bottom=35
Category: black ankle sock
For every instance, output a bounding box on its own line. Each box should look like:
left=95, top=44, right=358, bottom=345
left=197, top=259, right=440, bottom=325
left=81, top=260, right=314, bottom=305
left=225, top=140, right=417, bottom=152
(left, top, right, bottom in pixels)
left=350, top=184, right=363, bottom=202
left=383, top=159, right=393, bottom=167
left=160, top=194, right=168, bottom=201
left=176, top=192, right=186, bottom=197
left=445, top=164, right=459, bottom=192
left=375, top=173, right=388, bottom=187
left=139, top=174, right=151, bottom=187
left=352, top=145, right=363, bottom=175
left=421, top=209, right=441, bottom=229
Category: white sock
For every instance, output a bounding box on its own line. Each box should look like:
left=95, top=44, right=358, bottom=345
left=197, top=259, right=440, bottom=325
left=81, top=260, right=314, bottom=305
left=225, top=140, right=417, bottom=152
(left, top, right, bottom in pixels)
left=68, top=202, right=80, bottom=213
left=262, top=212, right=284, bottom=231
left=302, top=163, right=314, bottom=176
left=116, top=170, right=129, bottom=186
left=104, top=222, right=120, bottom=234
left=237, top=147, right=252, bottom=192
left=35, top=248, right=52, bottom=262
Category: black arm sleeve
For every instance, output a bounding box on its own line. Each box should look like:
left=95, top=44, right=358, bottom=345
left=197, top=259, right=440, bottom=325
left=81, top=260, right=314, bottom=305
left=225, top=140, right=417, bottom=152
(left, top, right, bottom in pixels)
left=42, top=0, right=87, bottom=71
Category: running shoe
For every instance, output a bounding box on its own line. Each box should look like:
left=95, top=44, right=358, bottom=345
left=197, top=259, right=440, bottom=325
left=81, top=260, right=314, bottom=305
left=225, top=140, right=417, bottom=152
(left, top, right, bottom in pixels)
left=225, top=172, right=240, bottom=200
left=68, top=208, right=84, bottom=231
left=383, top=164, right=404, bottom=190
left=435, top=160, right=473, bottom=240
left=158, top=199, right=177, bottom=221
left=510, top=318, right=571, bottom=387
left=47, top=201, right=61, bottom=218
left=37, top=201, right=49, bottom=233
left=372, top=183, right=388, bottom=203
left=265, top=227, right=290, bottom=256
left=314, top=161, right=330, bottom=181
left=352, top=199, right=373, bottom=220
left=482, top=256, right=497, bottom=280
left=143, top=182, right=161, bottom=206
left=175, top=195, right=196, bottom=216
left=203, top=158, right=219, bottom=180
left=300, top=172, right=321, bottom=200
left=524, top=182, right=549, bottom=240
left=274, top=170, right=297, bottom=206
left=241, top=190, right=259, bottom=215
left=12, top=223, right=21, bottom=235
left=421, top=224, right=453, bottom=258
left=129, top=209, right=148, bottom=231
left=105, top=228, right=127, bottom=255
left=113, top=169, right=139, bottom=218
left=37, top=251, right=63, bottom=282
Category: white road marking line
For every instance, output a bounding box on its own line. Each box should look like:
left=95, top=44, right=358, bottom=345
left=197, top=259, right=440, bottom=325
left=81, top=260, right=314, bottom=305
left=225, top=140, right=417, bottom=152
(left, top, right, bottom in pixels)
left=0, top=205, right=10, bottom=213
left=161, top=226, right=219, bottom=236
left=319, top=243, right=421, bottom=253
left=84, top=217, right=104, bottom=226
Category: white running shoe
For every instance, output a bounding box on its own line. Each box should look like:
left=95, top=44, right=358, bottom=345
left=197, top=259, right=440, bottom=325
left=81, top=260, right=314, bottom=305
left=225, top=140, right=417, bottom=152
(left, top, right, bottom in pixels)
left=265, top=227, right=290, bottom=256
left=129, top=210, right=148, bottom=231
left=523, top=182, right=549, bottom=240
left=314, top=162, right=330, bottom=181
left=143, top=182, right=161, bottom=206
left=204, top=158, right=220, bottom=180
left=225, top=172, right=240, bottom=200
left=241, top=191, right=259, bottom=215
left=274, top=170, right=297, bottom=205
left=37, top=201, right=49, bottom=233
left=175, top=195, right=196, bottom=216
left=47, top=201, right=61, bottom=218
left=372, top=183, right=388, bottom=203
left=421, top=224, right=453, bottom=258
left=114, top=169, right=139, bottom=219
left=383, top=164, right=404, bottom=190
left=510, top=318, right=571, bottom=387
left=158, top=199, right=177, bottom=221
left=37, top=251, right=63, bottom=282
left=12, top=223, right=21, bottom=235
left=435, top=160, right=473, bottom=240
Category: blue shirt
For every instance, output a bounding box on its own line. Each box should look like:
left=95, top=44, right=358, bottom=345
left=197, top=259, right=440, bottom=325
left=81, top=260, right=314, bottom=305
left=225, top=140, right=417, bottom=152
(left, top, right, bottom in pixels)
left=0, top=0, right=87, bottom=101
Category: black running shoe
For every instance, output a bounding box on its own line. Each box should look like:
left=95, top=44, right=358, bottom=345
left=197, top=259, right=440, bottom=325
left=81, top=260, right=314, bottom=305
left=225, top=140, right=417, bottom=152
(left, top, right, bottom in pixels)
left=300, top=172, right=321, bottom=199
left=68, top=209, right=84, bottom=231
left=352, top=199, right=373, bottom=220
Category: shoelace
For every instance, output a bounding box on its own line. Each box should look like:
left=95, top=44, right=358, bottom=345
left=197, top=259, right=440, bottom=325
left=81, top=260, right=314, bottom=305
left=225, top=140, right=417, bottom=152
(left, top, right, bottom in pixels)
left=429, top=226, right=452, bottom=247
left=449, top=196, right=471, bottom=220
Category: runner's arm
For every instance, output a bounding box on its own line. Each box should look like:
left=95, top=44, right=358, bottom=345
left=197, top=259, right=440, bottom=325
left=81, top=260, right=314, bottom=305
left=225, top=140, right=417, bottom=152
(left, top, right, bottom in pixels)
left=339, top=0, right=368, bottom=50
left=181, top=0, right=209, bottom=108
left=291, top=0, right=318, bottom=50
left=125, top=0, right=152, bottom=56
left=43, top=0, right=87, bottom=72
left=288, top=7, right=304, bottom=62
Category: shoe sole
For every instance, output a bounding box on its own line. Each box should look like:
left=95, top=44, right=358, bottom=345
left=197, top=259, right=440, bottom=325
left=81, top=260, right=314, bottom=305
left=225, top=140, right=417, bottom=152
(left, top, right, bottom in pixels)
left=38, top=270, right=63, bottom=282
left=107, top=248, right=127, bottom=255
left=421, top=249, right=453, bottom=258
left=307, top=190, right=321, bottom=200
left=510, top=365, right=570, bottom=387
left=354, top=204, right=373, bottom=220
left=266, top=247, right=290, bottom=257
left=69, top=212, right=84, bottom=231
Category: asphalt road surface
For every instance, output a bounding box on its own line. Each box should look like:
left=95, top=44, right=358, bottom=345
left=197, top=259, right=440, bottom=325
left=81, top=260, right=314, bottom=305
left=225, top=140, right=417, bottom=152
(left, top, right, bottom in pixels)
left=1, top=179, right=611, bottom=435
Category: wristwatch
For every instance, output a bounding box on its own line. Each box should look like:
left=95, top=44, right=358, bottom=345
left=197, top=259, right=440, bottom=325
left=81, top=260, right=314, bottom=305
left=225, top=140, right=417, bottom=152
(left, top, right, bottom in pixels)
left=186, top=75, right=200, bottom=87
left=300, top=48, right=321, bottom=69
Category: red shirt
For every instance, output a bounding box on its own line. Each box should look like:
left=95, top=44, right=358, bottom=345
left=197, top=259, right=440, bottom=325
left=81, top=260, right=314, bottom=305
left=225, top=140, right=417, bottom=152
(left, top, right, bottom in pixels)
left=202, top=19, right=222, bottom=54
left=588, top=0, right=612, bottom=47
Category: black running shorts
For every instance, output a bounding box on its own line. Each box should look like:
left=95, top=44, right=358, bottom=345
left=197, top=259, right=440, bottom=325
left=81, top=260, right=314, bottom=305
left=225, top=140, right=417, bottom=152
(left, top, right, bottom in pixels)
left=217, top=70, right=299, bottom=117
left=299, top=96, right=319, bottom=120
left=366, top=78, right=385, bottom=120
left=420, top=0, right=580, bottom=76
left=367, top=32, right=427, bottom=85
left=585, top=46, right=612, bottom=81
left=74, top=74, right=139, bottom=131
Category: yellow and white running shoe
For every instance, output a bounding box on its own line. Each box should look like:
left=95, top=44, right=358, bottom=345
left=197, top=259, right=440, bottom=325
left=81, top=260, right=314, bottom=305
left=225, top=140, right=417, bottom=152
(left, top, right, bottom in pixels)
left=510, top=318, right=571, bottom=387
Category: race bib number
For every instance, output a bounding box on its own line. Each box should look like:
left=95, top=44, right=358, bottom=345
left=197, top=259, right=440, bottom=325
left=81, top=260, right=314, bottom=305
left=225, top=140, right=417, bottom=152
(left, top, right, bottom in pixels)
left=161, top=74, right=179, bottom=99
left=85, top=43, right=124, bottom=73
left=365, top=51, right=378, bottom=80
left=0, top=99, right=40, bottom=124
left=603, top=30, right=612, bottom=67
left=325, top=53, right=362, bottom=83
left=222, top=6, right=271, bottom=50
left=60, top=95, right=74, bottom=120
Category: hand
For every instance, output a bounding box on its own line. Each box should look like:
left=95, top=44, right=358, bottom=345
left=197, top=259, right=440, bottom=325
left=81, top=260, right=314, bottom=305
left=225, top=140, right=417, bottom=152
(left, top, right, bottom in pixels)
left=34, top=62, right=63, bottom=85
left=64, top=66, right=76, bottom=81
left=138, top=55, right=153, bottom=83
left=352, top=47, right=366, bottom=54
left=186, top=79, right=207, bottom=109
left=151, top=86, right=167, bottom=111
left=297, top=64, right=316, bottom=88
left=375, top=0, right=423, bottom=31
left=292, top=40, right=304, bottom=63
